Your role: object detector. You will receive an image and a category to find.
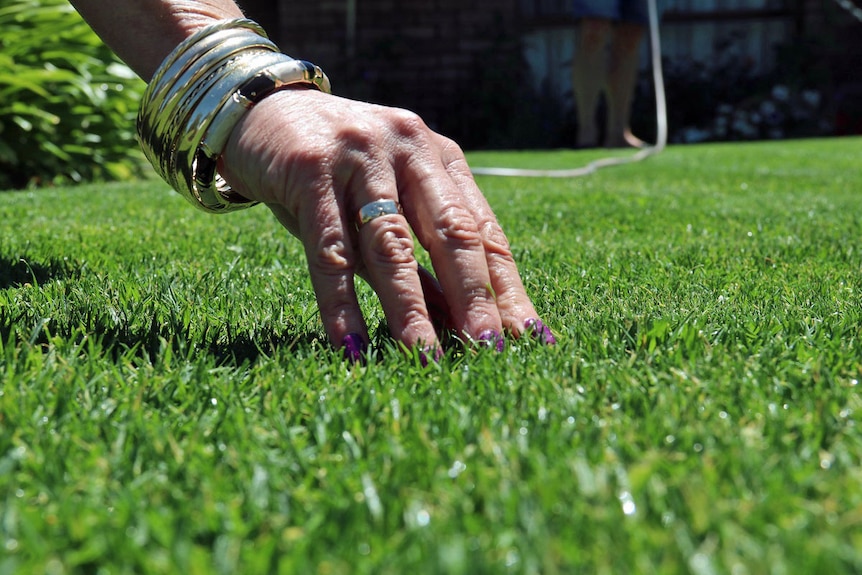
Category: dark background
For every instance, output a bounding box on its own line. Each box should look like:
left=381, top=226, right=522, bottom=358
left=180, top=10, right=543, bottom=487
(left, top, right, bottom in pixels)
left=238, top=0, right=862, bottom=148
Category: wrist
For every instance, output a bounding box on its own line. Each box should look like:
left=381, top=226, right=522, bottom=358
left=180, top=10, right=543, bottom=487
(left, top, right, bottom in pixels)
left=136, top=19, right=331, bottom=213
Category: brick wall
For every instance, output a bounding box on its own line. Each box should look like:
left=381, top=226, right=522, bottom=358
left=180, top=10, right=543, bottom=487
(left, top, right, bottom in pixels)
left=243, top=0, right=520, bottom=138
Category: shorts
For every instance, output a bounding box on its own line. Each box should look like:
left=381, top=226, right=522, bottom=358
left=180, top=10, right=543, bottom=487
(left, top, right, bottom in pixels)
left=572, top=0, right=649, bottom=25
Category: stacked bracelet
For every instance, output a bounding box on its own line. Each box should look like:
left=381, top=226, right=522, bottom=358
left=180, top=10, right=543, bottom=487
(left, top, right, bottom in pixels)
left=137, top=19, right=331, bottom=213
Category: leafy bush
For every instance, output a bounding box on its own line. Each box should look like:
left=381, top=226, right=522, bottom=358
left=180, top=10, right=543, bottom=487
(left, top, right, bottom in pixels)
left=0, top=0, right=147, bottom=189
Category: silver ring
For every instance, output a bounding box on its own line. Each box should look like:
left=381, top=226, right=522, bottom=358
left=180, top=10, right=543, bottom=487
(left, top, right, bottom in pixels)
left=356, top=199, right=402, bottom=228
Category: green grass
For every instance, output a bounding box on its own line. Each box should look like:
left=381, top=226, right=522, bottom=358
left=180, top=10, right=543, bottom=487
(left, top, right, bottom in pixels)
left=1, top=138, right=861, bottom=574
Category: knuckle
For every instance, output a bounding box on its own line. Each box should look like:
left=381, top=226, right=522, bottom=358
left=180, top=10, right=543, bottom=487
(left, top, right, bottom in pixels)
left=437, top=134, right=464, bottom=158
left=437, top=136, right=471, bottom=174
left=335, top=122, right=379, bottom=155
left=462, top=283, right=496, bottom=306
left=480, top=220, right=514, bottom=258
left=397, top=304, right=430, bottom=331
left=435, top=203, right=483, bottom=248
left=307, top=225, right=354, bottom=274
left=320, top=293, right=357, bottom=323
left=437, top=133, right=461, bottom=151
left=387, top=108, right=430, bottom=141
left=330, top=122, right=391, bottom=178
left=366, top=220, right=417, bottom=267
left=390, top=305, right=437, bottom=347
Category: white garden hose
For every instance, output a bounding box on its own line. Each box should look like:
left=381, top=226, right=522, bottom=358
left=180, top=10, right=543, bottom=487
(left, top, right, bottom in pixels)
left=833, top=0, right=862, bottom=22
left=470, top=0, right=667, bottom=178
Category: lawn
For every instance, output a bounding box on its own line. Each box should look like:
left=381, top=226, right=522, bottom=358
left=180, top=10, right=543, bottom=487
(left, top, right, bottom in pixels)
left=1, top=138, right=861, bottom=574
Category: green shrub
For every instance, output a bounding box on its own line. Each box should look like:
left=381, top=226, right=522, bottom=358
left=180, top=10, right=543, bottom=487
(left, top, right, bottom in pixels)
left=0, top=0, right=147, bottom=189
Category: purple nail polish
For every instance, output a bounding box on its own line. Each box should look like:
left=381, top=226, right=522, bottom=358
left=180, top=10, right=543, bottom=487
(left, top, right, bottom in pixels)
left=341, top=333, right=366, bottom=363
left=419, top=346, right=444, bottom=367
left=525, top=318, right=557, bottom=345
left=477, top=330, right=505, bottom=352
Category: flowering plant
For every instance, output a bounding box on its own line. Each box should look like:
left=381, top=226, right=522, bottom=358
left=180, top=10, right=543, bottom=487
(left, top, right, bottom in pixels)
left=677, top=84, right=829, bottom=144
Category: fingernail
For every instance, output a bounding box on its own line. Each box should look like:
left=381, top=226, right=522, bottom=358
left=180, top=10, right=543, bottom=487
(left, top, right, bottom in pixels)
left=525, top=318, right=557, bottom=345
left=419, top=346, right=444, bottom=367
left=341, top=333, right=366, bottom=363
left=476, top=329, right=505, bottom=352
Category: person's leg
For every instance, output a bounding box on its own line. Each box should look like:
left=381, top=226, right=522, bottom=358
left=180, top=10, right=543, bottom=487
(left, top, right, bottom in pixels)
left=605, top=0, right=647, bottom=148
left=605, top=21, right=645, bottom=147
left=571, top=17, right=612, bottom=148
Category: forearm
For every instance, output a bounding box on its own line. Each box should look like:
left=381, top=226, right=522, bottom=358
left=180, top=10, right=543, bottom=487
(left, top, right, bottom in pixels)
left=68, top=0, right=245, bottom=80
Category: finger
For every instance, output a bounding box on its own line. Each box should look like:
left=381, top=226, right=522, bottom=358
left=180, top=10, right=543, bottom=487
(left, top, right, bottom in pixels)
left=417, top=264, right=454, bottom=335
left=351, top=189, right=439, bottom=351
left=386, top=116, right=503, bottom=347
left=437, top=136, right=556, bottom=344
left=352, top=261, right=451, bottom=338
left=268, top=203, right=371, bottom=355
left=328, top=120, right=439, bottom=351
left=292, top=180, right=370, bottom=361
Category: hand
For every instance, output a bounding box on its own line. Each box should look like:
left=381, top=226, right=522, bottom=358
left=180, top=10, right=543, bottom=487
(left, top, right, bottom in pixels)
left=219, top=87, right=554, bottom=358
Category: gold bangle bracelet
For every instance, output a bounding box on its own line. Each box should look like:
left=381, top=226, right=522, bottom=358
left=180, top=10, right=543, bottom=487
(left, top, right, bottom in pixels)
left=144, top=32, right=278, bottom=144
left=146, top=19, right=269, bottom=103
left=137, top=19, right=332, bottom=213
left=163, top=51, right=284, bottom=199
left=190, top=59, right=330, bottom=210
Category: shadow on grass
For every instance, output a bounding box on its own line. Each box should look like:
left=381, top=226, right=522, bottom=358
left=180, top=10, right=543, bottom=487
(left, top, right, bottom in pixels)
left=7, top=317, right=325, bottom=367
left=0, top=254, right=79, bottom=290
left=105, top=318, right=325, bottom=366
left=1, top=254, right=327, bottom=365
left=1, top=255, right=417, bottom=366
